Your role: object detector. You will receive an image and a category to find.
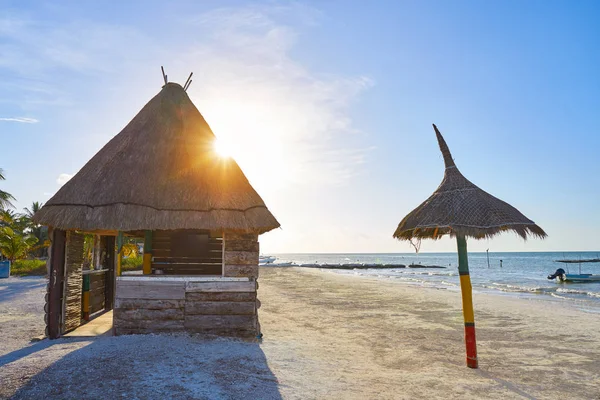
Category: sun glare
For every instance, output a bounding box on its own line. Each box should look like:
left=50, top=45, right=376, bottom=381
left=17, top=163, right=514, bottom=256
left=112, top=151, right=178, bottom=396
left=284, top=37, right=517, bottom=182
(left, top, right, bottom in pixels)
left=214, top=139, right=232, bottom=158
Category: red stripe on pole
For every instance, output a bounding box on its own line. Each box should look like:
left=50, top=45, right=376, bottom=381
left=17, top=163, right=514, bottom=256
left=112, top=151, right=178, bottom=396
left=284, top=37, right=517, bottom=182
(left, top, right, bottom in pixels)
left=465, top=325, right=478, bottom=368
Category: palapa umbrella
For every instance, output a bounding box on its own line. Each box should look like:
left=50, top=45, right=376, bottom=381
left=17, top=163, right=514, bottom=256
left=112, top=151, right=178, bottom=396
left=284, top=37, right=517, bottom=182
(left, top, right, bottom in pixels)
left=393, top=124, right=546, bottom=368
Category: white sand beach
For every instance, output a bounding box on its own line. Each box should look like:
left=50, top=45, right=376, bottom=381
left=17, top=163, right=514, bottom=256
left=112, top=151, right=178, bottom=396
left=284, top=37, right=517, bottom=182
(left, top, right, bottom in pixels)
left=1, top=267, right=599, bottom=399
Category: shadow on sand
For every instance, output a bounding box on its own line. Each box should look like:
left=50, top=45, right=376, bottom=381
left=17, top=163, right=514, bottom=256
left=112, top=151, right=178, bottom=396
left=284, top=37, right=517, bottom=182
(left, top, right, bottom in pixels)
left=9, top=334, right=282, bottom=400
left=0, top=276, right=46, bottom=304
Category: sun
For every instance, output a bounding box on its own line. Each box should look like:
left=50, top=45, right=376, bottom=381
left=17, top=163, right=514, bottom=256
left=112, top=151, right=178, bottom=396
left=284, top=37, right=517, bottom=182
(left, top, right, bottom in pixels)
left=214, top=139, right=232, bottom=158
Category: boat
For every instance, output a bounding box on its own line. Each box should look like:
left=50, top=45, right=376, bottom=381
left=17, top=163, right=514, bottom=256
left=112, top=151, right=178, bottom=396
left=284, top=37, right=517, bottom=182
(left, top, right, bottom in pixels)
left=547, top=268, right=600, bottom=283
left=548, top=257, right=600, bottom=282
left=259, top=255, right=277, bottom=264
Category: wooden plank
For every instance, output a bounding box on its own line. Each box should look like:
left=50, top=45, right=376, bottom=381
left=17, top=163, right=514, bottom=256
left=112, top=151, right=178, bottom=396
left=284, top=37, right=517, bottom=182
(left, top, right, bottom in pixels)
left=185, top=292, right=256, bottom=302
left=90, top=301, right=105, bottom=314
left=153, top=257, right=222, bottom=264
left=116, top=281, right=185, bottom=300
left=224, top=251, right=259, bottom=265
left=152, top=263, right=222, bottom=269
left=154, top=244, right=223, bottom=252
left=90, top=297, right=105, bottom=308
left=115, top=299, right=185, bottom=310
left=154, top=265, right=222, bottom=275
left=114, top=308, right=184, bottom=321
left=152, top=242, right=222, bottom=253
left=117, top=280, right=186, bottom=287
left=223, top=264, right=259, bottom=278
left=113, top=319, right=185, bottom=330
left=90, top=281, right=105, bottom=291
left=185, top=301, right=256, bottom=315
left=115, top=327, right=187, bottom=335
left=151, top=249, right=171, bottom=257
left=223, top=240, right=259, bottom=252
left=160, top=271, right=222, bottom=277
left=184, top=315, right=256, bottom=330
left=186, top=281, right=256, bottom=293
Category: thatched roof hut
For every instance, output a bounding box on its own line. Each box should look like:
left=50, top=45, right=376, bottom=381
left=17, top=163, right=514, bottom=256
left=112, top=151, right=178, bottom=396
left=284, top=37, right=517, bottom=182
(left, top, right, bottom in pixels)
left=38, top=78, right=280, bottom=340
left=34, top=82, right=279, bottom=234
left=394, top=124, right=546, bottom=241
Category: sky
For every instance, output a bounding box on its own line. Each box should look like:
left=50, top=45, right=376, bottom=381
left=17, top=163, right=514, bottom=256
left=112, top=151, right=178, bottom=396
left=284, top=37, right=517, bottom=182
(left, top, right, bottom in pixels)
left=1, top=0, right=599, bottom=253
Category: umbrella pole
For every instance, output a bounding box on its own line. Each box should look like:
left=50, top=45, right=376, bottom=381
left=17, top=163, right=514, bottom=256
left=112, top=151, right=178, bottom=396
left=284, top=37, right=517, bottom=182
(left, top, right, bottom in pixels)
left=457, top=235, right=478, bottom=368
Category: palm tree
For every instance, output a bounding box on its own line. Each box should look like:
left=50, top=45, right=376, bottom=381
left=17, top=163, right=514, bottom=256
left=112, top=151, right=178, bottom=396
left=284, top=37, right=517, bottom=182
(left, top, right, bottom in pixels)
left=23, top=201, right=48, bottom=257
left=0, top=209, right=19, bottom=227
left=23, top=201, right=42, bottom=221
left=0, top=226, right=38, bottom=262
left=0, top=169, right=16, bottom=209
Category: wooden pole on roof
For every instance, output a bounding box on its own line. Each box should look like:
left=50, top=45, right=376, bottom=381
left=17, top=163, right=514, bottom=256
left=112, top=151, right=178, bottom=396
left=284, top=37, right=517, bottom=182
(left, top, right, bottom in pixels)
left=457, top=235, right=478, bottom=368
left=161, top=66, right=168, bottom=85
left=183, top=72, right=193, bottom=90
left=143, top=230, right=153, bottom=275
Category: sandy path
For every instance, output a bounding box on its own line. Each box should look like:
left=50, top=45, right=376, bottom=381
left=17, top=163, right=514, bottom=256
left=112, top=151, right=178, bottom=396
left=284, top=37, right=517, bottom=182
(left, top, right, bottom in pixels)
left=0, top=277, right=47, bottom=357
left=1, top=268, right=599, bottom=399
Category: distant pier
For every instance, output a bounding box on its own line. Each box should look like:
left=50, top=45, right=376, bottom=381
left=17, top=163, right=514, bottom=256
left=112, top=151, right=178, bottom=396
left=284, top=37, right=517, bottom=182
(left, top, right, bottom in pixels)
left=263, top=263, right=446, bottom=270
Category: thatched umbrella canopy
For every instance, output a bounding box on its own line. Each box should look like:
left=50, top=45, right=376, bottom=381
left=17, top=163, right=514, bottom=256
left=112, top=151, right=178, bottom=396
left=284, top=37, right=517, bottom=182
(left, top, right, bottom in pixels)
left=393, top=124, right=546, bottom=369
left=34, top=82, right=280, bottom=234
left=394, top=124, right=546, bottom=241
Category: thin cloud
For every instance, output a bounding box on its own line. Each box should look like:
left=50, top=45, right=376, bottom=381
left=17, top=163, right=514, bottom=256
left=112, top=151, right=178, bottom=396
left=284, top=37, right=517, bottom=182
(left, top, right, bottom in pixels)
left=182, top=5, right=375, bottom=190
left=56, top=173, right=73, bottom=185
left=0, top=117, right=38, bottom=123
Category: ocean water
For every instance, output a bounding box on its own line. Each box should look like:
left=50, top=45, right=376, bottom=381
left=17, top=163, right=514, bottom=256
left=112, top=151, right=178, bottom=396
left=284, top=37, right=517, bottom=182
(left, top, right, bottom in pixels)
left=269, top=252, right=600, bottom=311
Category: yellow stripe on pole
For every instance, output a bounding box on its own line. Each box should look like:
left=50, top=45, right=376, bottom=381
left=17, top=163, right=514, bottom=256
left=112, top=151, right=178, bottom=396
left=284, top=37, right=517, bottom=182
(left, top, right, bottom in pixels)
left=459, top=274, right=475, bottom=324
left=82, top=291, right=90, bottom=310
left=117, top=249, right=123, bottom=276
left=143, top=253, right=152, bottom=275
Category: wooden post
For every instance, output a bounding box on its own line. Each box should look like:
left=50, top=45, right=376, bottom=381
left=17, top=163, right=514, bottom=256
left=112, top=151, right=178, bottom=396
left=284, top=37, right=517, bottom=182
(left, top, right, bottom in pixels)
left=457, top=235, right=478, bottom=368
left=104, top=236, right=116, bottom=310
left=82, top=274, right=90, bottom=321
left=143, top=230, right=153, bottom=275
left=47, top=229, right=67, bottom=339
left=116, top=231, right=124, bottom=276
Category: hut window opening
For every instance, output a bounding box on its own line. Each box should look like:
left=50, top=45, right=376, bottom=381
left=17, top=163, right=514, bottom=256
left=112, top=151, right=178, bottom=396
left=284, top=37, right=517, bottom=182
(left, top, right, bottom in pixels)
left=151, top=230, right=223, bottom=275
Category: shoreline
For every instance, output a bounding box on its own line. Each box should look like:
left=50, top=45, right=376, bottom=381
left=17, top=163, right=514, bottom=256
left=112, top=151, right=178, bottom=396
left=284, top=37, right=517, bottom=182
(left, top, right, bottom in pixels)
left=293, top=266, right=600, bottom=320
left=327, top=266, right=600, bottom=312
left=265, top=259, right=600, bottom=313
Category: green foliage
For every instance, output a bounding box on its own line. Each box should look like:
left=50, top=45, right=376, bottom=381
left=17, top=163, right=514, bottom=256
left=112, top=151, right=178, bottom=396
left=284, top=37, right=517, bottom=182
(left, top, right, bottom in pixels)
left=0, top=227, right=38, bottom=262
left=0, top=199, right=49, bottom=261
left=121, top=255, right=143, bottom=272
left=11, top=259, right=47, bottom=276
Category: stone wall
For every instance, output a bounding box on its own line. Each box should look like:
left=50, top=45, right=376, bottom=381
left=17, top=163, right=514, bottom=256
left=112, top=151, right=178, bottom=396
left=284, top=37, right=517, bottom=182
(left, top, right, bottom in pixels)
left=223, top=232, right=259, bottom=278
left=63, top=231, right=84, bottom=332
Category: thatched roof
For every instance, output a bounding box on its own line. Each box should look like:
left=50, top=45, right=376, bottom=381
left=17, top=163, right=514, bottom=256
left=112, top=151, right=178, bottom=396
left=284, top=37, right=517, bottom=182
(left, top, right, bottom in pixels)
left=394, top=124, right=546, bottom=241
left=35, top=82, right=280, bottom=234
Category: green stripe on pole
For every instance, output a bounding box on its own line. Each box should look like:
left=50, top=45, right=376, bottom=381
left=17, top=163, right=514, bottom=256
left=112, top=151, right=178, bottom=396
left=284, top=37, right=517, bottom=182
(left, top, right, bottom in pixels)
left=144, top=230, right=153, bottom=253
left=117, top=231, right=124, bottom=252
left=457, top=235, right=469, bottom=274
